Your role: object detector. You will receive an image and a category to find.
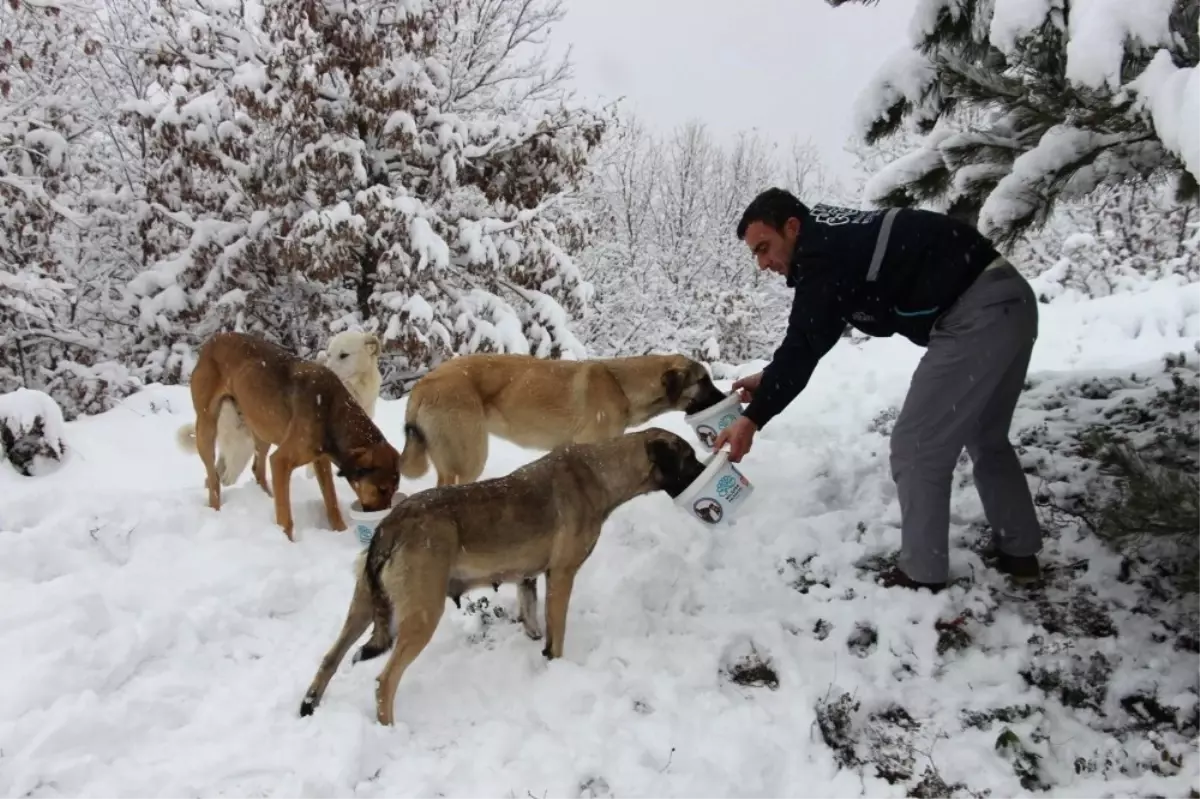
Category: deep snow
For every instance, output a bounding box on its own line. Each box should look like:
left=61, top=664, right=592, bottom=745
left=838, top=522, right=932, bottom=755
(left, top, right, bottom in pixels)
left=1, top=278, right=1197, bottom=797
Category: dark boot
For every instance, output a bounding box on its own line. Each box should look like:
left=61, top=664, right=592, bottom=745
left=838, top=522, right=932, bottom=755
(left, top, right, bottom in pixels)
left=876, top=566, right=946, bottom=594
left=993, top=550, right=1042, bottom=585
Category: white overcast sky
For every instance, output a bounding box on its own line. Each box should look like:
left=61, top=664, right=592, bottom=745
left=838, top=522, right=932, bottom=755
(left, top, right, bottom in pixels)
left=551, top=0, right=918, bottom=182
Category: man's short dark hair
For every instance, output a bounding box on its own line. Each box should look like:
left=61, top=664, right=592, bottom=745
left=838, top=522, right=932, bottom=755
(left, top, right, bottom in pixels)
left=736, top=188, right=810, bottom=240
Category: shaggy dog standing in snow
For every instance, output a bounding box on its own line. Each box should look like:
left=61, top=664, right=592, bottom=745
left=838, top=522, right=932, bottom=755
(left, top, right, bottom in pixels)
left=175, top=331, right=399, bottom=540
left=298, top=428, right=707, bottom=726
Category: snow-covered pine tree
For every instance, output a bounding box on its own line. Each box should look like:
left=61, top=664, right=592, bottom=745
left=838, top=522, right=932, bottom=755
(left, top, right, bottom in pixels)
left=0, top=0, right=139, bottom=417
left=831, top=0, right=1199, bottom=248
left=124, top=0, right=606, bottom=390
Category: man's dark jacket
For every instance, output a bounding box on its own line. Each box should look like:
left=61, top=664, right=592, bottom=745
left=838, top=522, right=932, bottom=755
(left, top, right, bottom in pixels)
left=742, top=204, right=1002, bottom=430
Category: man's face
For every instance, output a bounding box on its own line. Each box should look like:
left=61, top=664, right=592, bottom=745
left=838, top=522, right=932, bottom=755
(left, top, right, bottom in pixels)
left=744, top=218, right=800, bottom=278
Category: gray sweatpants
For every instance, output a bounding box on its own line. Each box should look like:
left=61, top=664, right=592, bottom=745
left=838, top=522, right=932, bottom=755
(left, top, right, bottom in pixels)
left=890, top=259, right=1041, bottom=584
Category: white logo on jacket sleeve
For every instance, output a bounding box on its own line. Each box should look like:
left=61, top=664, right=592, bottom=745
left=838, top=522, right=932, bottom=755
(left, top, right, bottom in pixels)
left=811, top=205, right=885, bottom=226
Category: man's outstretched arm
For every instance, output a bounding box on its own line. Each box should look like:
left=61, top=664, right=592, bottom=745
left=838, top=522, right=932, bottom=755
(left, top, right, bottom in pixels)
left=742, top=275, right=847, bottom=430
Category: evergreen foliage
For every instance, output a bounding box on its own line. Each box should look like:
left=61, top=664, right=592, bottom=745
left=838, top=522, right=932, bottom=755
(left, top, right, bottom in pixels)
left=830, top=0, right=1199, bottom=247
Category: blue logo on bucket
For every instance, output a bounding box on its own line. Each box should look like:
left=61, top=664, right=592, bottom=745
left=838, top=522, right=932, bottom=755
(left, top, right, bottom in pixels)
left=356, top=523, right=374, bottom=546
left=716, top=472, right=746, bottom=503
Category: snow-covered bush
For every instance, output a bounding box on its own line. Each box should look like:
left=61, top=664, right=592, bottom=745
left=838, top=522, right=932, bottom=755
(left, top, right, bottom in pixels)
left=1018, top=182, right=1199, bottom=300
left=0, top=388, right=68, bottom=476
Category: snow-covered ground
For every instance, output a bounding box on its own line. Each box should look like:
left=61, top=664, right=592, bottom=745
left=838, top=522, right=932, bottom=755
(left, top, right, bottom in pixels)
left=1, top=278, right=1198, bottom=798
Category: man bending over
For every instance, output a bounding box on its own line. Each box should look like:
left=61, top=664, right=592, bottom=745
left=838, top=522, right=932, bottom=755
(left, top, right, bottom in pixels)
left=714, top=188, right=1042, bottom=593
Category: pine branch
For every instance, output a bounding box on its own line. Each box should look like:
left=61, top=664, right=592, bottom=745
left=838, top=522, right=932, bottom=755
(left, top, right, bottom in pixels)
left=839, top=0, right=1197, bottom=244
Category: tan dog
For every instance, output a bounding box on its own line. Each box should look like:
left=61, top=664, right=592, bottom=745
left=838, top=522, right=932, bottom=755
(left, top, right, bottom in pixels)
left=298, top=427, right=707, bottom=725
left=175, top=331, right=401, bottom=540
left=397, top=353, right=728, bottom=486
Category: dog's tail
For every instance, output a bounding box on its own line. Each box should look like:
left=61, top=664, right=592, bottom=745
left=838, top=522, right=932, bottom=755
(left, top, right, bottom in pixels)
left=175, top=423, right=197, bottom=453
left=352, top=547, right=396, bottom=664
left=398, top=422, right=430, bottom=479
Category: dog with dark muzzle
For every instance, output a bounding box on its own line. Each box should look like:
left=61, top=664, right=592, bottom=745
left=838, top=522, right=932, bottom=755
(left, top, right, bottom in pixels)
left=395, top=352, right=728, bottom=487
left=298, top=427, right=707, bottom=725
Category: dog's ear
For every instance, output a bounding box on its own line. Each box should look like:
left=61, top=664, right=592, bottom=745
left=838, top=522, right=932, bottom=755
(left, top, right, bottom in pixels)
left=337, top=446, right=373, bottom=479
left=662, top=369, right=686, bottom=404
left=645, top=432, right=704, bottom=497
left=347, top=445, right=373, bottom=465
left=365, top=335, right=380, bottom=356
left=646, top=438, right=677, bottom=481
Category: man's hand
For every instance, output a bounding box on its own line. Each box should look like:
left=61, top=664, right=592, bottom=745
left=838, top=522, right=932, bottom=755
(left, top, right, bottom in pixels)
left=713, top=416, right=757, bottom=463
left=731, top=371, right=763, bottom=403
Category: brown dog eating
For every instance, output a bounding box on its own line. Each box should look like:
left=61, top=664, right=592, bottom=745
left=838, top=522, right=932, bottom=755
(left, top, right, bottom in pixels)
left=178, top=331, right=400, bottom=540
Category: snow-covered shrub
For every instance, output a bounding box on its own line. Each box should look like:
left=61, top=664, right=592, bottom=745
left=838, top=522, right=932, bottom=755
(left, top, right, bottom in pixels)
left=0, top=388, right=68, bottom=476
left=1019, top=353, right=1199, bottom=592
left=1022, top=182, right=1199, bottom=301
left=0, top=1, right=150, bottom=419
left=0, top=1, right=136, bottom=418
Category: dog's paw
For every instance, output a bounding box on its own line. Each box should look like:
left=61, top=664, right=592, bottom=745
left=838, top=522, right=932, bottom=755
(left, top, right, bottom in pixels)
left=522, top=621, right=543, bottom=641
left=299, top=695, right=317, bottom=717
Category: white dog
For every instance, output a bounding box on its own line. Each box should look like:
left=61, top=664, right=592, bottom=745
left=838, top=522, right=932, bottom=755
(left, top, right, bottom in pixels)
left=317, top=330, right=383, bottom=419
left=302, top=330, right=383, bottom=478
left=175, top=331, right=383, bottom=486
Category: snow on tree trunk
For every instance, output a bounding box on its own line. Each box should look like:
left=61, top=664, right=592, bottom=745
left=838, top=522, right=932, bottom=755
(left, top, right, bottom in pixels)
left=0, top=387, right=68, bottom=476
left=122, top=0, right=606, bottom=391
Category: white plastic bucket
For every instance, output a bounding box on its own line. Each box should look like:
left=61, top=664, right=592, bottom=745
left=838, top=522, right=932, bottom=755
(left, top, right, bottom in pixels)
left=673, top=450, right=755, bottom=526
left=348, top=494, right=406, bottom=547
left=683, top=393, right=745, bottom=452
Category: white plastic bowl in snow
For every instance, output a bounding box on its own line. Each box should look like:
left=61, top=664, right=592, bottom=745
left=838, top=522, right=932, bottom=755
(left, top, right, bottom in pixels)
left=349, top=494, right=406, bottom=547
left=673, top=449, right=754, bottom=526
left=683, top=393, right=745, bottom=452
